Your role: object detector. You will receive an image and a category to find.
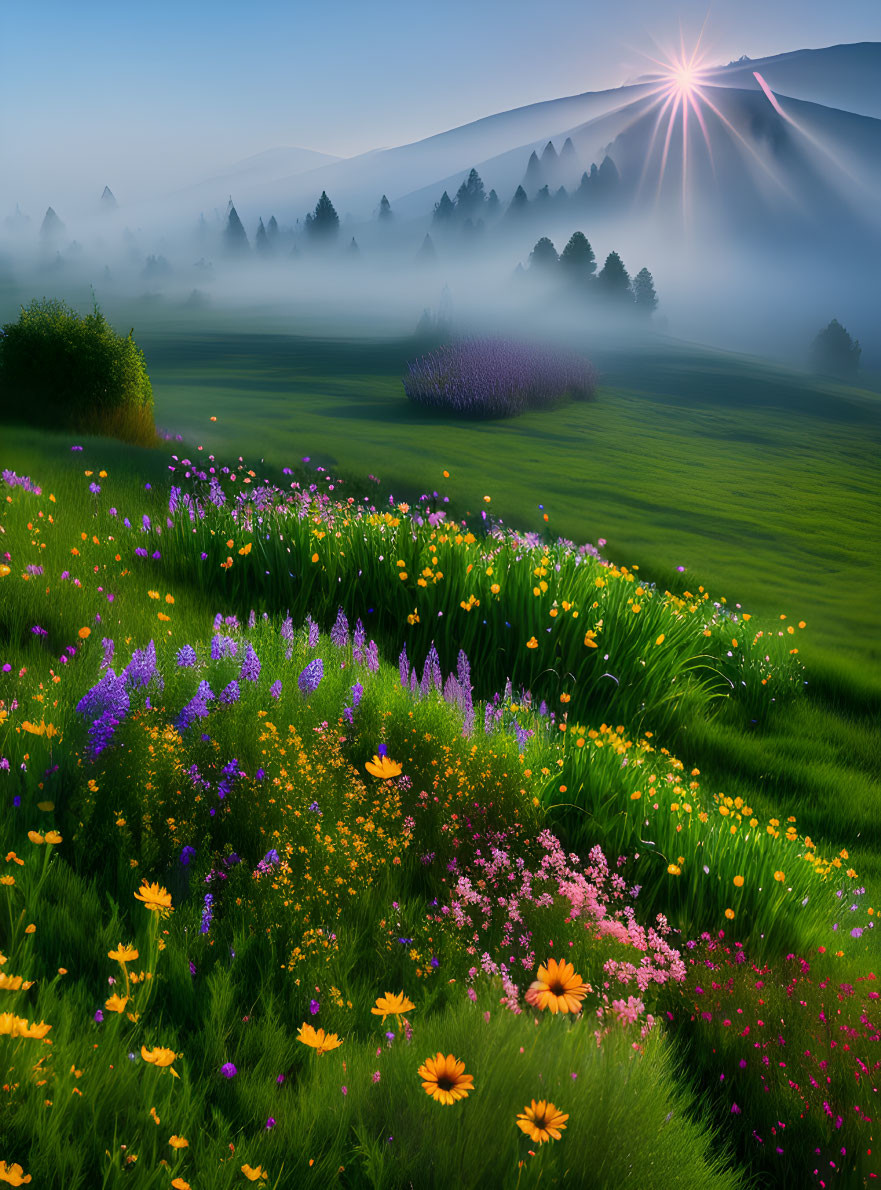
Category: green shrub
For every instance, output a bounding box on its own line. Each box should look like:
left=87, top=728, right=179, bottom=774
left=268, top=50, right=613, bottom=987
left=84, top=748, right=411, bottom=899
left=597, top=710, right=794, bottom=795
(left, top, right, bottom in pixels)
left=0, top=297, right=155, bottom=443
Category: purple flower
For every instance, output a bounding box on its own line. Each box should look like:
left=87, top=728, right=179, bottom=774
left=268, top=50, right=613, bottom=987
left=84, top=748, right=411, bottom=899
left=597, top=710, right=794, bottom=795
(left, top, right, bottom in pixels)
left=270, top=679, right=282, bottom=699
left=240, top=642, right=261, bottom=682
left=255, top=767, right=265, bottom=780
left=265, top=1117, right=276, bottom=1130
left=309, top=999, right=320, bottom=1015
left=219, top=680, right=241, bottom=705
left=176, top=644, right=198, bottom=668
left=94, top=1010, right=104, bottom=1023
left=220, top=1062, right=237, bottom=1078
left=211, top=634, right=238, bottom=660
left=180, top=845, right=196, bottom=866
left=308, top=801, right=321, bottom=815
left=298, top=658, right=324, bottom=695
left=89, top=482, right=101, bottom=494
left=351, top=682, right=364, bottom=708
left=306, top=615, right=320, bottom=649
left=330, top=607, right=350, bottom=649
left=366, top=640, right=379, bottom=672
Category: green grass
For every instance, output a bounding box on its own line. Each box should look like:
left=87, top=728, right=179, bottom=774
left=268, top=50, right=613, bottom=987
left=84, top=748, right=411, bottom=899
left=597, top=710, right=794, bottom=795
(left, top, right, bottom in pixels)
left=1, top=330, right=879, bottom=1187
left=134, top=331, right=881, bottom=678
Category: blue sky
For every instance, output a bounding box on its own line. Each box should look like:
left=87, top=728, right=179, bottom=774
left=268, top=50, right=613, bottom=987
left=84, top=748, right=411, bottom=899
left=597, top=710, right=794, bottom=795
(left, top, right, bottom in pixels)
left=2, top=0, right=879, bottom=208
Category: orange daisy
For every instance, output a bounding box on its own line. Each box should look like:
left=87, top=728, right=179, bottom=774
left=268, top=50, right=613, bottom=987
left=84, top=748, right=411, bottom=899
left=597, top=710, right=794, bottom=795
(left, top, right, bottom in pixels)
left=417, top=1052, right=474, bottom=1105
left=525, top=959, right=590, bottom=1014
left=516, top=1099, right=569, bottom=1144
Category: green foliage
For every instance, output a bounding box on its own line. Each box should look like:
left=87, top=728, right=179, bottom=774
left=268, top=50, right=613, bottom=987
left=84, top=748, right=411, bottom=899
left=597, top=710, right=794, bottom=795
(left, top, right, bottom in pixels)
left=811, top=318, right=861, bottom=377
left=307, top=191, right=340, bottom=241
left=528, top=237, right=559, bottom=271
left=632, top=267, right=658, bottom=314
left=560, top=231, right=596, bottom=282
left=0, top=298, right=154, bottom=443
left=597, top=251, right=632, bottom=301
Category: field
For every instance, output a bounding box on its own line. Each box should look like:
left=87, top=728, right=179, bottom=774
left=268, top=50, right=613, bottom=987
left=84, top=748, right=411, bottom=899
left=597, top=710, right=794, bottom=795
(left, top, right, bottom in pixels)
left=1, top=329, right=880, bottom=1188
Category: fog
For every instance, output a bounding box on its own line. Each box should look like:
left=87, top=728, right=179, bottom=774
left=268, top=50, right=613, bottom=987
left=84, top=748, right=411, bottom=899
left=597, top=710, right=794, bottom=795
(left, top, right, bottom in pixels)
left=1, top=41, right=879, bottom=374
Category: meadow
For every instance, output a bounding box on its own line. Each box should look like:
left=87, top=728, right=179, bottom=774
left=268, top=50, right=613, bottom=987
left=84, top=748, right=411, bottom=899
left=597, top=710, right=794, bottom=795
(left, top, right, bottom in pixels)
left=1, top=330, right=880, bottom=1188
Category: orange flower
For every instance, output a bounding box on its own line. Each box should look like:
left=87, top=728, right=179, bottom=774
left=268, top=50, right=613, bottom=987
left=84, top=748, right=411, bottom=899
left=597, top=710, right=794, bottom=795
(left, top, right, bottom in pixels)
left=105, top=994, right=130, bottom=1014
left=525, top=959, right=590, bottom=1014
left=141, top=1045, right=178, bottom=1068
left=169, top=1136, right=189, bottom=1149
left=297, top=1022, right=343, bottom=1054
left=134, top=881, right=173, bottom=914
left=371, top=991, right=415, bottom=1026
left=241, top=1167, right=268, bottom=1183
left=171, top=1180, right=191, bottom=1190
left=108, top=944, right=139, bottom=964
left=365, top=755, right=402, bottom=780
left=44, top=831, right=62, bottom=845
left=525, top=636, right=538, bottom=649
left=0, top=1161, right=32, bottom=1185
left=418, top=1052, right=473, bottom=1105
left=78, top=626, right=91, bottom=639
left=516, top=1099, right=568, bottom=1144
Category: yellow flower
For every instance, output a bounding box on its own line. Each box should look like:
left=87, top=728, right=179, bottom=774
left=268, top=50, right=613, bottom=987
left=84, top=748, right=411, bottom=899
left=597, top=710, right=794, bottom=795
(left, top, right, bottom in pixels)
left=44, top=831, right=62, bottom=845
left=0, top=565, right=10, bottom=579
left=364, top=755, right=402, bottom=780
left=37, top=802, right=54, bottom=812
left=418, top=1053, right=473, bottom=1105
left=667, top=864, right=681, bottom=876
left=490, top=583, right=500, bottom=594
left=297, top=1022, right=343, bottom=1054
left=371, top=991, right=415, bottom=1026
left=241, top=1166, right=268, bottom=1183
left=27, top=831, right=44, bottom=845
left=0, top=1161, right=32, bottom=1185
left=134, top=881, right=173, bottom=914
left=0, top=876, right=14, bottom=886
left=169, top=1136, right=189, bottom=1149
left=655, top=634, right=665, bottom=645
left=150, top=1106, right=161, bottom=1125
left=525, top=636, right=538, bottom=649
left=733, top=875, right=744, bottom=887
left=171, top=1180, right=191, bottom=1190
left=725, top=908, right=735, bottom=920
left=0, top=973, right=33, bottom=991
left=105, top=994, right=130, bottom=1014
left=147, top=590, right=160, bottom=600
left=141, top=1045, right=178, bottom=1067
left=525, top=959, right=590, bottom=1014
left=108, top=944, right=139, bottom=964
left=516, top=1099, right=569, bottom=1144
left=774, top=871, right=785, bottom=883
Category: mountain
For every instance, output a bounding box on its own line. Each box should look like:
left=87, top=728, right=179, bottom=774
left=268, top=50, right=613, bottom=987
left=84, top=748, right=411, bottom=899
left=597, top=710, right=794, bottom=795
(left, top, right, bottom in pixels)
left=218, top=42, right=879, bottom=234
left=711, top=43, right=881, bottom=121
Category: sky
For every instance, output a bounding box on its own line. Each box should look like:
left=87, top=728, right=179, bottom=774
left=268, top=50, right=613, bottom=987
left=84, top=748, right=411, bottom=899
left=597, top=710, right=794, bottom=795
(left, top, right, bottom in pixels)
left=2, top=0, right=879, bottom=211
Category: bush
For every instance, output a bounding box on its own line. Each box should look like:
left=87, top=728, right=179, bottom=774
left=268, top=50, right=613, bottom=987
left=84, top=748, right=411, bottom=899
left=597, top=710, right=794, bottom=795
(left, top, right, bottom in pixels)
left=403, top=338, right=597, bottom=419
left=0, top=297, right=155, bottom=443
left=810, top=318, right=861, bottom=378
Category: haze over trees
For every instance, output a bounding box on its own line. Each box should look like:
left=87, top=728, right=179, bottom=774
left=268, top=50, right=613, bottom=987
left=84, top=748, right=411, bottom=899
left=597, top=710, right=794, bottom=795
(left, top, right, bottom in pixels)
left=811, top=319, right=861, bottom=377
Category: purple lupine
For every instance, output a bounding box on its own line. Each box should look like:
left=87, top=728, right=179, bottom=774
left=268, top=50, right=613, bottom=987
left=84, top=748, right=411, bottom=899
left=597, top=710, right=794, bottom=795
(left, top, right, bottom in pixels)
left=124, top=641, right=163, bottom=693
left=298, top=658, right=324, bottom=695
left=269, top=680, right=282, bottom=699
left=239, top=643, right=261, bottom=682
left=403, top=339, right=597, bottom=419
left=1, top=469, right=42, bottom=496
left=353, top=619, right=366, bottom=663
left=180, top=845, right=196, bottom=866
left=248, top=610, right=257, bottom=629
left=281, top=614, right=294, bottom=659
left=211, top=634, right=238, bottom=660
left=100, top=638, right=115, bottom=671
left=443, top=673, right=460, bottom=704
left=176, top=680, right=215, bottom=732
left=217, top=757, right=239, bottom=799
left=365, top=640, right=379, bottom=673
left=208, top=478, right=226, bottom=508
left=456, top=650, right=471, bottom=694
left=219, top=680, right=241, bottom=705
left=330, top=608, right=350, bottom=649
left=306, top=615, right=320, bottom=649
left=176, top=644, right=198, bottom=668
left=200, top=892, right=214, bottom=934
left=351, top=682, right=364, bottom=708
left=409, top=670, right=418, bottom=694
left=484, top=703, right=495, bottom=735
left=398, top=645, right=409, bottom=687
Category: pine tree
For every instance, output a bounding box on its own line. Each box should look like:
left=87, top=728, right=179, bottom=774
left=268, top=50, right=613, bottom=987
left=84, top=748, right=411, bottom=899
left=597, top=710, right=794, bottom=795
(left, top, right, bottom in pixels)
left=529, top=237, right=559, bottom=271
left=598, top=250, right=632, bottom=302
left=811, top=319, right=861, bottom=377
left=267, top=216, right=279, bottom=243
left=560, top=232, right=596, bottom=282
left=632, top=267, right=658, bottom=315
left=308, top=191, right=340, bottom=240
left=486, top=189, right=500, bottom=218
left=433, top=191, right=455, bottom=225
left=255, top=218, right=269, bottom=253
left=40, top=207, right=65, bottom=241
left=416, top=233, right=437, bottom=262
left=523, top=150, right=543, bottom=194
left=378, top=195, right=393, bottom=221
left=455, top=169, right=485, bottom=218
left=224, top=203, right=249, bottom=254
left=595, top=156, right=621, bottom=197
left=534, top=185, right=551, bottom=207
left=506, top=185, right=529, bottom=218
left=347, top=236, right=360, bottom=256
left=100, top=186, right=117, bottom=211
